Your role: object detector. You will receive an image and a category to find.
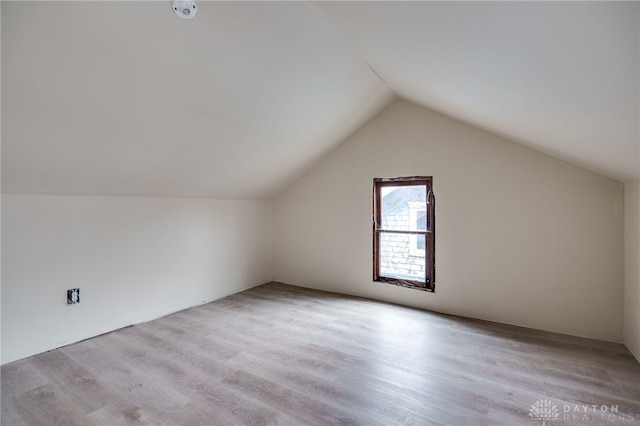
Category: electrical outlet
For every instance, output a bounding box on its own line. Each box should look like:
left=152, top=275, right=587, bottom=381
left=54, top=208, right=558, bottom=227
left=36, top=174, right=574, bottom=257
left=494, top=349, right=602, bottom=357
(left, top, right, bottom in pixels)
left=67, top=288, right=80, bottom=305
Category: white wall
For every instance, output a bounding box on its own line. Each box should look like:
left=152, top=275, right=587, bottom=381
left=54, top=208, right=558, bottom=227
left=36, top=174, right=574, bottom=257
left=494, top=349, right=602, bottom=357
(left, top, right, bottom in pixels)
left=1, top=194, right=273, bottom=364
left=625, top=181, right=640, bottom=361
left=274, top=99, right=625, bottom=342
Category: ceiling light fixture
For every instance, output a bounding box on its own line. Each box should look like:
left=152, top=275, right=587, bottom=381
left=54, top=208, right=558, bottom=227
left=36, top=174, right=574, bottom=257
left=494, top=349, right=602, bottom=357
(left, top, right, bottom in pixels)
left=172, top=0, right=197, bottom=20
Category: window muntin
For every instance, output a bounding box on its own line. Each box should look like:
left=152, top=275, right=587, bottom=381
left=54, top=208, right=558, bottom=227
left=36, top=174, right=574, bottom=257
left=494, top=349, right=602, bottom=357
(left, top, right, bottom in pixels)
left=373, top=177, right=435, bottom=291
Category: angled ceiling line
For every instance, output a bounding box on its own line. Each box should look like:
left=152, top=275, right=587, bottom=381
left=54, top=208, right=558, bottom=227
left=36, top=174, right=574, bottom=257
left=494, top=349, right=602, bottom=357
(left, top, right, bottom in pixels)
left=309, top=2, right=396, bottom=95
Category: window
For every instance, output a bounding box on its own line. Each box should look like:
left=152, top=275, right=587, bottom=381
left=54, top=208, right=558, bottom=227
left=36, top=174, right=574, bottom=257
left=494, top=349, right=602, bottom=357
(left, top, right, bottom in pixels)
left=373, top=177, right=435, bottom=291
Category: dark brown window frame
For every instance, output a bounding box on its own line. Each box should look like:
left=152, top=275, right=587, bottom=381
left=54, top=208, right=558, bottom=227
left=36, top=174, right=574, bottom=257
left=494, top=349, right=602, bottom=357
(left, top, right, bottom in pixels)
left=373, top=176, right=436, bottom=292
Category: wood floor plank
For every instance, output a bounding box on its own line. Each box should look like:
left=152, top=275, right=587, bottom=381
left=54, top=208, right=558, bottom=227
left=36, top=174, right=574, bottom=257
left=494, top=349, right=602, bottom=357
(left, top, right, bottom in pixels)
left=92, top=327, right=281, bottom=425
left=86, top=402, right=165, bottom=426
left=227, top=350, right=408, bottom=425
left=62, top=340, right=192, bottom=417
left=0, top=359, right=49, bottom=398
left=0, top=395, right=27, bottom=426
left=2, top=281, right=640, bottom=425
left=10, top=383, right=89, bottom=425
left=222, top=370, right=368, bottom=426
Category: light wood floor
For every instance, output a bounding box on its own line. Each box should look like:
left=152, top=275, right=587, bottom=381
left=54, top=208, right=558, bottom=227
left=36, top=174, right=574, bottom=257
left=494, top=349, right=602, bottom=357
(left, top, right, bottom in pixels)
left=2, top=282, right=639, bottom=425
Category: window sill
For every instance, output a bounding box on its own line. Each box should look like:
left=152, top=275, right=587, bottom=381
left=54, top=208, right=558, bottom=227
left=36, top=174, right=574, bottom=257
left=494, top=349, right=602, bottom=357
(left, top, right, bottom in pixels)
left=375, top=278, right=434, bottom=292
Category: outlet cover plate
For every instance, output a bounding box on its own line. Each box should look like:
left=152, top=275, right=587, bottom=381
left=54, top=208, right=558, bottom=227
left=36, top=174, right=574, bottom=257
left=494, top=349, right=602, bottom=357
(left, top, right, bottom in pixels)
left=67, top=288, right=80, bottom=305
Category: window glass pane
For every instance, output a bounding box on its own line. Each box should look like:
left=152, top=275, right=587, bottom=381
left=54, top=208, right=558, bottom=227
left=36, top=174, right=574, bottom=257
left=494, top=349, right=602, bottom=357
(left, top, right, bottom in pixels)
left=380, top=185, right=426, bottom=231
left=416, top=211, right=426, bottom=230
left=379, top=232, right=426, bottom=282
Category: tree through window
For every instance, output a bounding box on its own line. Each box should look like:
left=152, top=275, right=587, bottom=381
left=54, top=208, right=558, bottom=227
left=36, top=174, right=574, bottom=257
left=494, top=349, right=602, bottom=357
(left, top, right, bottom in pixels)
left=373, top=177, right=435, bottom=291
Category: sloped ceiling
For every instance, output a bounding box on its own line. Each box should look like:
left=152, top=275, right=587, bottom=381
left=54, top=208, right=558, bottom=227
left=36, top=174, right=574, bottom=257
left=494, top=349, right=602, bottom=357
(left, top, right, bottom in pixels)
left=1, top=1, right=394, bottom=198
left=315, top=1, right=640, bottom=183
left=2, top=1, right=638, bottom=200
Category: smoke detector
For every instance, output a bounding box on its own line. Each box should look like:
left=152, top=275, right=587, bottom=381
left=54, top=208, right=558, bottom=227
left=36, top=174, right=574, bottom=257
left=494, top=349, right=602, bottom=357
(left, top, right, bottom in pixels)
left=173, top=0, right=197, bottom=20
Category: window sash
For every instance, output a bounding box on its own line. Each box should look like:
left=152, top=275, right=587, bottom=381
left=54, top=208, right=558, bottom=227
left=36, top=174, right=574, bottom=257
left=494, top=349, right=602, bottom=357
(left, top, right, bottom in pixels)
left=373, top=177, right=435, bottom=291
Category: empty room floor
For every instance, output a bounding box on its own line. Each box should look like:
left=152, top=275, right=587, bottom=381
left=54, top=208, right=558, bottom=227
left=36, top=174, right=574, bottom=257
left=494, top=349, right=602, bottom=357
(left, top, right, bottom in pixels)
left=2, top=282, right=639, bottom=425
